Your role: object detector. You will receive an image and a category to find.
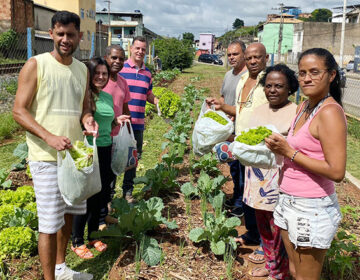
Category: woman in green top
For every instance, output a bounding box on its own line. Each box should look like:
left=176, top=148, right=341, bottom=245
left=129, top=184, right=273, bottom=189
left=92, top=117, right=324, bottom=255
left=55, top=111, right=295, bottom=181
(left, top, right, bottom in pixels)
left=72, top=57, right=119, bottom=259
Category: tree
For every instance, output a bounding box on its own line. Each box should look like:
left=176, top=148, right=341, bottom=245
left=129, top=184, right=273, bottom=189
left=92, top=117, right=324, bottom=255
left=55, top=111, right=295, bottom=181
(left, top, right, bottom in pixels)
left=310, top=8, right=332, bottom=22
left=154, top=38, right=194, bottom=71
left=232, top=18, right=244, bottom=29
left=182, top=32, right=194, bottom=42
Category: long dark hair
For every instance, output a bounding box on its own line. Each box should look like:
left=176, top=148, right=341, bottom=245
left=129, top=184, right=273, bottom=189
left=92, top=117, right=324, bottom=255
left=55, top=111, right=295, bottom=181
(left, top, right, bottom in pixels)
left=259, top=64, right=299, bottom=95
left=298, top=48, right=342, bottom=106
left=86, top=57, right=110, bottom=112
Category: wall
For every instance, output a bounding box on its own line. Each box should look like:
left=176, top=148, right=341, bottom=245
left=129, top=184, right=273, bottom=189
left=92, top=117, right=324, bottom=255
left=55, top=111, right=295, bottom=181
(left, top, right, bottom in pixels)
left=34, top=5, right=55, bottom=31
left=295, top=22, right=360, bottom=65
left=0, top=0, right=33, bottom=33
left=34, top=0, right=96, bottom=55
left=199, top=34, right=214, bottom=54
left=260, top=23, right=294, bottom=54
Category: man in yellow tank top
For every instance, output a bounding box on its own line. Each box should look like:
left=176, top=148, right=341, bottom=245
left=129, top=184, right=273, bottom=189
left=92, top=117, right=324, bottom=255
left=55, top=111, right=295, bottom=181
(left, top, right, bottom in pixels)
left=13, top=11, right=97, bottom=280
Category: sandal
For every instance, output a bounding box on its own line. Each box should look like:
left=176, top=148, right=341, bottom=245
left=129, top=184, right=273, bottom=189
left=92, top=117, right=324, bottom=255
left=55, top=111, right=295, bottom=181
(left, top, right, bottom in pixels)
left=71, top=244, right=94, bottom=259
left=248, top=247, right=265, bottom=264
left=248, top=267, right=270, bottom=277
left=88, top=240, right=107, bottom=252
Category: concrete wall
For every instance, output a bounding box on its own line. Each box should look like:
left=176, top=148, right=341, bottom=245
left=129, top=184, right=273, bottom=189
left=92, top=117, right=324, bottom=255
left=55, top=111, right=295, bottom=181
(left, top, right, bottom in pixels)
left=260, top=23, right=294, bottom=54
left=293, top=22, right=360, bottom=65
left=34, top=5, right=55, bottom=31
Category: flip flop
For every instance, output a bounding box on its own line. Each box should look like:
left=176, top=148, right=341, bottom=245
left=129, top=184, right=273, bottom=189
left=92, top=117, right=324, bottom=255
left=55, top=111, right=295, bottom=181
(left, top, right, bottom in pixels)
left=248, top=247, right=265, bottom=264
left=71, top=244, right=94, bottom=259
left=88, top=240, right=107, bottom=252
left=248, top=267, right=270, bottom=277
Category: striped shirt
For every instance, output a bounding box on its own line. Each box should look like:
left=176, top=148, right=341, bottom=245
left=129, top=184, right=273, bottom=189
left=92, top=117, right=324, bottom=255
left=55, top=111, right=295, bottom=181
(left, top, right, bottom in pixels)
left=119, top=59, right=153, bottom=131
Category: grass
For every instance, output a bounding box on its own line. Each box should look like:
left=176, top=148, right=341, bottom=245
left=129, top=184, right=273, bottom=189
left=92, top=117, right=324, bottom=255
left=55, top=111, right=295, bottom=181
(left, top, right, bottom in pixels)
left=0, top=112, right=20, bottom=140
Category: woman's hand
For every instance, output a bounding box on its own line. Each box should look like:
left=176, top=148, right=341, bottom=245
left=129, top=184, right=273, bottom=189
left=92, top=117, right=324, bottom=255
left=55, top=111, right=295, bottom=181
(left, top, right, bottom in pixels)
left=116, top=114, right=131, bottom=126
left=265, top=133, right=295, bottom=158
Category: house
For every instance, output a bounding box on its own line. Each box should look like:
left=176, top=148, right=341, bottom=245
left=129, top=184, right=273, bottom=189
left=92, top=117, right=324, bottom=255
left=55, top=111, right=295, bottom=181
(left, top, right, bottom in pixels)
left=291, top=22, right=360, bottom=65
left=332, top=4, right=360, bottom=23
left=34, top=0, right=96, bottom=59
left=198, top=33, right=215, bottom=54
left=0, top=0, right=33, bottom=33
left=258, top=16, right=303, bottom=55
left=95, top=11, right=159, bottom=57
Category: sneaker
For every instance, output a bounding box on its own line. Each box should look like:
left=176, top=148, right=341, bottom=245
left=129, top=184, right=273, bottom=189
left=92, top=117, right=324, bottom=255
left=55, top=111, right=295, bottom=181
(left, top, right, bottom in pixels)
left=55, top=266, right=93, bottom=280
left=124, top=194, right=137, bottom=204
left=224, top=198, right=235, bottom=209
left=229, top=207, right=244, bottom=218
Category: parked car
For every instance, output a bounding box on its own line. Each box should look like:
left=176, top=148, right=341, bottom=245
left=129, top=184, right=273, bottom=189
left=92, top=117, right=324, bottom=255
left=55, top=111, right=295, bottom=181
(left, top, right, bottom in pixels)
left=198, top=54, right=223, bottom=65
left=339, top=67, right=346, bottom=88
left=346, top=60, right=354, bottom=72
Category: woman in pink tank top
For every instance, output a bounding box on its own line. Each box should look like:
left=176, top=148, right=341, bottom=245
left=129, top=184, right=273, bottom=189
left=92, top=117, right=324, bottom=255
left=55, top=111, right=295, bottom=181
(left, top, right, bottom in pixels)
left=265, top=48, right=347, bottom=280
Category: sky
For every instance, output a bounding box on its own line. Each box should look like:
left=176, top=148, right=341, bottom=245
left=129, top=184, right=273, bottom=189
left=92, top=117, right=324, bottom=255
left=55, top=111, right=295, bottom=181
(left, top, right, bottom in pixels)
left=96, top=0, right=359, bottom=39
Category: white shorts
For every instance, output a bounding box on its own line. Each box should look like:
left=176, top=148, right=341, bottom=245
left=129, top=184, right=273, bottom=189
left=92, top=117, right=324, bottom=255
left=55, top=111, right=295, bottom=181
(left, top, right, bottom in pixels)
left=29, top=161, right=86, bottom=234
left=273, top=192, right=342, bottom=249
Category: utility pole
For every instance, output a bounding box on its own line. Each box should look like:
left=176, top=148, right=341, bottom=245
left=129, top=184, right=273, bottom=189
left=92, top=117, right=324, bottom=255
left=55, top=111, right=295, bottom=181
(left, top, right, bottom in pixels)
left=104, top=0, right=111, bottom=46
left=277, top=3, right=284, bottom=63
left=339, top=0, right=347, bottom=68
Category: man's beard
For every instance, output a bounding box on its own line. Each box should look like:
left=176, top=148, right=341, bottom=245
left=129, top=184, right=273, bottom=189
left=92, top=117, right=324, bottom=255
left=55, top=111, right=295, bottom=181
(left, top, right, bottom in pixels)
left=55, top=43, right=77, bottom=57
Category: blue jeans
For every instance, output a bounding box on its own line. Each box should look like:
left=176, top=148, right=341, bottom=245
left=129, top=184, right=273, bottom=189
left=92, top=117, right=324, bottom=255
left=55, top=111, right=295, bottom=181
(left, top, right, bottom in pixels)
left=229, top=160, right=259, bottom=242
left=122, top=129, right=143, bottom=196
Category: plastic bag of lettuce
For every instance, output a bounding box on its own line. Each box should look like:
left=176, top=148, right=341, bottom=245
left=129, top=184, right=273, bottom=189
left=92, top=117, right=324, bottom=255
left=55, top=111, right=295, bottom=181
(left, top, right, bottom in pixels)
left=192, top=101, right=234, bottom=156
left=57, top=138, right=101, bottom=205
left=229, top=125, right=283, bottom=169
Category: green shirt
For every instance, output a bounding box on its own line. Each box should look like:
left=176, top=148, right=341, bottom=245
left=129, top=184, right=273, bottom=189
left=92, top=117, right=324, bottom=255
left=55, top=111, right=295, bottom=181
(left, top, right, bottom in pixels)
left=87, top=90, right=114, bottom=147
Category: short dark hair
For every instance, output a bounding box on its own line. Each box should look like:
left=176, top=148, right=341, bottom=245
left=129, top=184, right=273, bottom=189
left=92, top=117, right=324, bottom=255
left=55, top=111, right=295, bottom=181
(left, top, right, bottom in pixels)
left=229, top=40, right=246, bottom=53
left=51, top=11, right=80, bottom=31
left=260, top=64, right=299, bottom=95
left=105, top=45, right=124, bottom=56
left=298, top=48, right=342, bottom=106
left=132, top=36, right=146, bottom=45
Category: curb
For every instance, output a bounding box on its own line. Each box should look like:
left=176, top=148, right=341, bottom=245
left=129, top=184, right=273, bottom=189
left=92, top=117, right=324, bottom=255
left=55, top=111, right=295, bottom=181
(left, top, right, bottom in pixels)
left=345, top=171, right=360, bottom=191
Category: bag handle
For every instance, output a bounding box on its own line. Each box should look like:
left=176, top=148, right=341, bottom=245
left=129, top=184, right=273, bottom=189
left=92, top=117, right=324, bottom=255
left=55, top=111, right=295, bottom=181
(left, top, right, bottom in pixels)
left=156, top=103, right=162, bottom=116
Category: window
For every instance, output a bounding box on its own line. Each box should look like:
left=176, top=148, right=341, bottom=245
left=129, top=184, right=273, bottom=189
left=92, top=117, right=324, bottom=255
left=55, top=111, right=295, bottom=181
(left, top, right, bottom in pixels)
left=80, top=8, right=84, bottom=19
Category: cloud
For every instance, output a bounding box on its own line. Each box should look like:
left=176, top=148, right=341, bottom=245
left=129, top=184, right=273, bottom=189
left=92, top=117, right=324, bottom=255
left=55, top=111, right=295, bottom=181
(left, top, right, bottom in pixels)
left=96, top=1, right=358, bottom=38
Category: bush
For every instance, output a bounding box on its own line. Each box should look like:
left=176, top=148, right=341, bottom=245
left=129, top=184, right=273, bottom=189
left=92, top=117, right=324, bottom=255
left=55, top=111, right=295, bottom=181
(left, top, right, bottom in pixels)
left=0, top=227, right=37, bottom=258
left=154, top=38, right=194, bottom=70
left=0, top=30, right=18, bottom=58
left=0, top=112, right=20, bottom=140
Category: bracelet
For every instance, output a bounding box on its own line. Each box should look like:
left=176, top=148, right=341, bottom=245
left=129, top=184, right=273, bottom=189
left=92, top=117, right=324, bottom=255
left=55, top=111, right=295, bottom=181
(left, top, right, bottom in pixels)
left=290, top=150, right=299, bottom=162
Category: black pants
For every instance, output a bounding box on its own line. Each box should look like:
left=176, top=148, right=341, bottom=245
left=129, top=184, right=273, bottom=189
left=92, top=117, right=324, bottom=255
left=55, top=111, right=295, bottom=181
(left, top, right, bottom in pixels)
left=72, top=145, right=115, bottom=246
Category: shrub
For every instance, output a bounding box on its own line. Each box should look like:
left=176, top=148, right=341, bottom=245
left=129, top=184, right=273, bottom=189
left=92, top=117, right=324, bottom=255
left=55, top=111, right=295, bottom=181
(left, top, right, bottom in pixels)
left=0, top=112, right=20, bottom=140
left=154, top=38, right=194, bottom=70
left=0, top=227, right=37, bottom=258
left=0, top=30, right=18, bottom=58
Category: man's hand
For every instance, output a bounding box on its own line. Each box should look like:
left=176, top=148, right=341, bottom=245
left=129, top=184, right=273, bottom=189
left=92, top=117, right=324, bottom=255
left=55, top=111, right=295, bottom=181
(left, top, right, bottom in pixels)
left=83, top=115, right=98, bottom=136
left=45, top=134, right=72, bottom=151
left=154, top=97, right=159, bottom=105
left=116, top=114, right=131, bottom=126
left=205, top=97, right=223, bottom=110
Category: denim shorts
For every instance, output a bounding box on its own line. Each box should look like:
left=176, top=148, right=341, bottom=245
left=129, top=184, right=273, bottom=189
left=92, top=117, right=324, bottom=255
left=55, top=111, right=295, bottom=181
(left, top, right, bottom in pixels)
left=273, top=192, right=342, bottom=249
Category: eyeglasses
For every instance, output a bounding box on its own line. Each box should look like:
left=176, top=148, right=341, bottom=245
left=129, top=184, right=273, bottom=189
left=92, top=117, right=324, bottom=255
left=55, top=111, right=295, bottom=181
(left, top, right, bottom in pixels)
left=297, top=70, right=328, bottom=81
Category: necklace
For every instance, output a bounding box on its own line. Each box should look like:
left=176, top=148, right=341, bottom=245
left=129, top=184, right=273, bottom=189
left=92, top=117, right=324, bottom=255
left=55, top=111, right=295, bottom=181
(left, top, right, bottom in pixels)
left=304, top=94, right=330, bottom=120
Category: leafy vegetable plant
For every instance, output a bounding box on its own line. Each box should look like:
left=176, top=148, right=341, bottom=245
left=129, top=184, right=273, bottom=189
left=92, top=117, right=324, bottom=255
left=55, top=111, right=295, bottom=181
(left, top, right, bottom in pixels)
left=191, top=153, right=220, bottom=176
left=11, top=142, right=28, bottom=170
left=0, top=185, right=35, bottom=207
left=0, top=227, right=37, bottom=259
left=0, top=168, right=12, bottom=189
left=92, top=197, right=177, bottom=266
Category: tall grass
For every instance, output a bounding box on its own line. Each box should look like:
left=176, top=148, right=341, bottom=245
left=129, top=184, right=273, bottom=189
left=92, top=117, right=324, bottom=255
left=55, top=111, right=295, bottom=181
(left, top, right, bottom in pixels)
left=0, top=112, right=20, bottom=141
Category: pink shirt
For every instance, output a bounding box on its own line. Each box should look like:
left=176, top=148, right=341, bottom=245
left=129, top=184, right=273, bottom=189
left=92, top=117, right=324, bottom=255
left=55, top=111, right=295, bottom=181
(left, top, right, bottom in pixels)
left=280, top=103, right=345, bottom=198
left=103, top=75, right=131, bottom=136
